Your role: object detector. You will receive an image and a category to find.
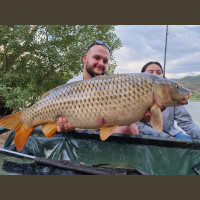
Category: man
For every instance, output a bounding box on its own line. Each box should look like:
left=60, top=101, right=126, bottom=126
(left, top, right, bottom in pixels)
left=57, top=40, right=139, bottom=135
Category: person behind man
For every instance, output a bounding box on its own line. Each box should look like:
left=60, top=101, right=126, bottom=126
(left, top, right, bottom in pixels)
left=57, top=40, right=139, bottom=135
left=136, top=61, right=200, bottom=139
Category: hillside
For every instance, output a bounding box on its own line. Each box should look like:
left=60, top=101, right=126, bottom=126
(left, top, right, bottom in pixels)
left=179, top=75, right=200, bottom=82
left=171, top=75, right=200, bottom=98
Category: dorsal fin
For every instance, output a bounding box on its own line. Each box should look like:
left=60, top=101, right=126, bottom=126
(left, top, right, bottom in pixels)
left=41, top=83, right=70, bottom=99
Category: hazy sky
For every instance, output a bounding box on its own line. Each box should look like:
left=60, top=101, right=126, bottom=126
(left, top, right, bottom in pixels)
left=113, top=25, right=200, bottom=79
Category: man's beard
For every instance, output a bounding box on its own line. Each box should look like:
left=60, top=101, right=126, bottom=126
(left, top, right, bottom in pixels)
left=86, top=65, right=105, bottom=78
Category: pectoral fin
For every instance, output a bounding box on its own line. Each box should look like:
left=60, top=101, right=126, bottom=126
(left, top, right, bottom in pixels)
left=100, top=125, right=118, bottom=141
left=150, top=104, right=163, bottom=132
left=42, top=123, right=57, bottom=138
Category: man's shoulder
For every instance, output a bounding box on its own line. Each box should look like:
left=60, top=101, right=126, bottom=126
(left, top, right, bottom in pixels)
left=67, top=73, right=83, bottom=83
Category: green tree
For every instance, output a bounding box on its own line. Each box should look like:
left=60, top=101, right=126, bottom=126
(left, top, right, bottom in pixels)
left=0, top=25, right=121, bottom=114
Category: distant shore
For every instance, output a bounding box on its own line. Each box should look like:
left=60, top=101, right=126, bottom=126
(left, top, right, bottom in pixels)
left=189, top=99, right=200, bottom=102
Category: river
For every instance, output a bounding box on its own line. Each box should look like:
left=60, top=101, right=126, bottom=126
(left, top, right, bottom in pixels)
left=186, top=101, right=200, bottom=126
left=174, top=101, right=200, bottom=133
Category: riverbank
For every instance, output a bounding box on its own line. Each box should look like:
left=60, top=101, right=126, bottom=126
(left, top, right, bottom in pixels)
left=189, top=97, right=200, bottom=101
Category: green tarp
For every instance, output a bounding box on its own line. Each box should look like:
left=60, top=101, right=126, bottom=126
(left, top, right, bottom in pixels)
left=1, top=127, right=200, bottom=175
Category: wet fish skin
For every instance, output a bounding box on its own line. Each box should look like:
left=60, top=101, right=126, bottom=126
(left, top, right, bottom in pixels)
left=22, top=73, right=154, bottom=129
left=0, top=73, right=192, bottom=152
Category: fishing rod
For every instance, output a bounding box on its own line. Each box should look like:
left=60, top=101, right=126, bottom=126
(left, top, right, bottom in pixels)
left=0, top=148, right=149, bottom=175
left=163, top=25, right=168, bottom=78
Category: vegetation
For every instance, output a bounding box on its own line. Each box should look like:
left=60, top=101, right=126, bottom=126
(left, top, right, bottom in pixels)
left=190, top=94, right=200, bottom=101
left=0, top=25, right=122, bottom=114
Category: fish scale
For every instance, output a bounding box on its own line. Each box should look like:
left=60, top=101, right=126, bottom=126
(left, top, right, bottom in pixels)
left=31, top=73, right=150, bottom=127
left=0, top=73, right=192, bottom=152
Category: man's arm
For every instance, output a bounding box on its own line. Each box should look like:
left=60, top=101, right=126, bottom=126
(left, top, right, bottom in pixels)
left=136, top=121, right=170, bottom=138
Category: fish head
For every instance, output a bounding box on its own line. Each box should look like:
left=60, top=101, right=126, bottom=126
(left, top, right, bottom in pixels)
left=154, top=78, right=192, bottom=107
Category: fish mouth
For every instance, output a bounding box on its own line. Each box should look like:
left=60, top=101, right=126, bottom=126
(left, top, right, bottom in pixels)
left=182, top=92, right=192, bottom=105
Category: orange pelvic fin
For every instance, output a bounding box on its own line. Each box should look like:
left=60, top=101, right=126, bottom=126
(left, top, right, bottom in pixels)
left=41, top=122, right=57, bottom=138
left=100, top=125, right=118, bottom=141
left=0, top=111, right=34, bottom=152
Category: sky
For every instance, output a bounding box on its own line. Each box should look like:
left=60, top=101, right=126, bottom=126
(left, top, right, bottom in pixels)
left=113, top=25, right=200, bottom=79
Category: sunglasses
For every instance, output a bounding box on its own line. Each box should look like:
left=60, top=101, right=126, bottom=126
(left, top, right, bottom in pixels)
left=87, top=39, right=111, bottom=52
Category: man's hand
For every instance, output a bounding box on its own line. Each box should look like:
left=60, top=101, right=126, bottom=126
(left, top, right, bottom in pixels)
left=115, top=123, right=139, bottom=135
left=57, top=117, right=75, bottom=132
left=140, top=106, right=166, bottom=123
left=140, top=111, right=151, bottom=123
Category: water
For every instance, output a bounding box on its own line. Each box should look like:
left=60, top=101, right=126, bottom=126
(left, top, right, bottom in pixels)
left=186, top=101, right=200, bottom=126
left=174, top=101, right=200, bottom=133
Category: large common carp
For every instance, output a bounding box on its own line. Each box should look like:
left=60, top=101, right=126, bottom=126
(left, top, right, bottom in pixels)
left=0, top=73, right=192, bottom=152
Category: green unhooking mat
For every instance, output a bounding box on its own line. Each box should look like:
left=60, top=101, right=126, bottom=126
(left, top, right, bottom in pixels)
left=1, top=126, right=200, bottom=175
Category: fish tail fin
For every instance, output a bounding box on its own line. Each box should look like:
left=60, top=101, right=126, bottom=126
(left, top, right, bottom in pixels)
left=0, top=112, right=34, bottom=152
left=14, top=125, right=34, bottom=152
left=0, top=112, right=22, bottom=131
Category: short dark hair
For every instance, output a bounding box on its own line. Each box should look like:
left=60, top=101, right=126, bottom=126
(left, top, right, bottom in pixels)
left=141, top=61, right=164, bottom=77
left=87, top=39, right=111, bottom=53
